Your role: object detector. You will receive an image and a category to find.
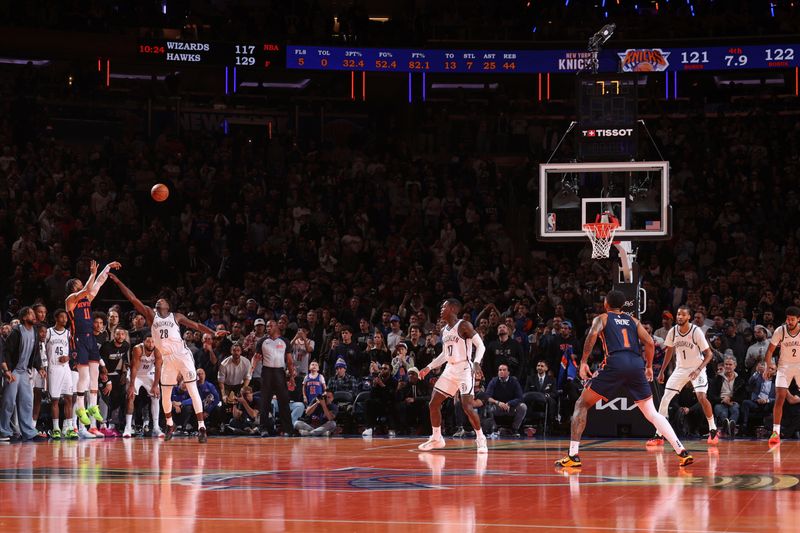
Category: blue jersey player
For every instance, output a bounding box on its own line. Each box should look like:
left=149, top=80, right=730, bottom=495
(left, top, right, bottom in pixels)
left=65, top=259, right=122, bottom=438
left=555, top=290, right=693, bottom=468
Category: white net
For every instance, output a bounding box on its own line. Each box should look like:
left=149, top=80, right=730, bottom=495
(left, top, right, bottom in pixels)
left=583, top=223, right=619, bottom=259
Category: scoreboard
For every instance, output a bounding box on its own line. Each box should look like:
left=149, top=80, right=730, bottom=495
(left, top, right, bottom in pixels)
left=285, top=43, right=800, bottom=74
left=137, top=40, right=283, bottom=68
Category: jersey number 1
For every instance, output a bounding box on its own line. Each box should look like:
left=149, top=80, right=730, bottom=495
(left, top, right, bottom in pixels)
left=621, top=328, right=631, bottom=348
left=83, top=308, right=91, bottom=320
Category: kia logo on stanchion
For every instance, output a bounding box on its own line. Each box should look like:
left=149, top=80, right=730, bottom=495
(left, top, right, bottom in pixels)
left=596, top=397, right=639, bottom=411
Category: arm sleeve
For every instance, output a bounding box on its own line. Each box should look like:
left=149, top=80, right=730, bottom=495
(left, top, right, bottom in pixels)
left=471, top=333, right=486, bottom=365
left=88, top=264, right=112, bottom=299
left=426, top=350, right=448, bottom=371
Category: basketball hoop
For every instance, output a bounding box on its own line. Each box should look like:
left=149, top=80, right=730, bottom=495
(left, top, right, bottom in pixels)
left=583, top=218, right=620, bottom=259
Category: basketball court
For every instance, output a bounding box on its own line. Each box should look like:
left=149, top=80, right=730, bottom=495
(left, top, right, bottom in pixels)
left=0, top=437, right=797, bottom=532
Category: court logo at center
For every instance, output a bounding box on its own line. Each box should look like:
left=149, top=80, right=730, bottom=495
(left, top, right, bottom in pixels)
left=618, top=48, right=670, bottom=72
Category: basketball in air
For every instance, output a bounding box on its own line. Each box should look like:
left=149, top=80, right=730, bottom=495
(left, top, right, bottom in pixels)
left=151, top=183, right=169, bottom=202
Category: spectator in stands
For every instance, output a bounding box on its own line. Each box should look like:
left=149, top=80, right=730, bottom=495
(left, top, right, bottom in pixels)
left=330, top=326, right=365, bottom=378
left=694, top=311, right=710, bottom=334
left=484, top=323, right=525, bottom=381
left=709, top=355, right=747, bottom=438
left=390, top=342, right=414, bottom=381
left=242, top=318, right=266, bottom=358
left=302, top=361, right=325, bottom=404
left=723, top=320, right=746, bottom=368
left=741, top=360, right=776, bottom=435
left=295, top=390, right=338, bottom=437
left=226, top=386, right=259, bottom=435
left=362, top=363, right=397, bottom=438
left=218, top=343, right=251, bottom=397
left=654, top=311, right=674, bottom=340
left=745, top=325, right=770, bottom=371
left=396, top=367, right=430, bottom=434
left=327, top=358, right=360, bottom=394
left=526, top=360, right=556, bottom=420
left=355, top=318, right=372, bottom=351
left=386, top=315, right=403, bottom=352
left=485, top=364, right=527, bottom=437
left=196, top=332, right=220, bottom=386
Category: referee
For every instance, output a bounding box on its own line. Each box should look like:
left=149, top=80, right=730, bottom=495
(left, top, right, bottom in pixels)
left=255, top=320, right=293, bottom=436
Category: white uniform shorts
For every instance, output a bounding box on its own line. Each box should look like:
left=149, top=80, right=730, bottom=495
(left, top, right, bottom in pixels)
left=434, top=361, right=475, bottom=397
left=31, top=369, right=46, bottom=389
left=48, top=364, right=74, bottom=397
left=134, top=374, right=156, bottom=396
left=776, top=362, right=800, bottom=389
left=665, top=365, right=708, bottom=393
left=71, top=370, right=79, bottom=392
left=161, top=349, right=197, bottom=385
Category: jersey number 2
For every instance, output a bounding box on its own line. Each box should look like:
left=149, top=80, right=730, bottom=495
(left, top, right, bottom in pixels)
left=621, top=329, right=631, bottom=348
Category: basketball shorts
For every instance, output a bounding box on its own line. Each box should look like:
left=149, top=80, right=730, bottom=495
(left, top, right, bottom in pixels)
left=134, top=373, right=157, bottom=396
left=160, top=349, right=197, bottom=386
left=48, top=364, right=74, bottom=397
left=665, top=365, right=708, bottom=394
left=588, top=353, right=653, bottom=402
left=434, top=361, right=475, bottom=397
left=31, top=369, right=46, bottom=389
left=776, top=363, right=800, bottom=389
left=75, top=333, right=101, bottom=365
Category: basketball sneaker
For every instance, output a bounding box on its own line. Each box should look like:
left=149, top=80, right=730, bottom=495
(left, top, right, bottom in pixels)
left=476, top=435, right=488, bottom=454
left=768, top=432, right=780, bottom=446
left=707, top=429, right=719, bottom=445
left=77, top=426, right=96, bottom=439
left=88, top=427, right=104, bottom=438
left=554, top=455, right=581, bottom=468
left=677, top=450, right=694, bottom=466
left=65, top=428, right=79, bottom=440
left=418, top=436, right=446, bottom=451
left=50, top=429, right=62, bottom=440
left=198, top=427, right=208, bottom=443
left=164, top=424, right=176, bottom=441
left=646, top=435, right=665, bottom=447
left=76, top=407, right=91, bottom=426
left=122, top=426, right=133, bottom=438
left=153, top=428, right=165, bottom=438
left=87, top=405, right=104, bottom=422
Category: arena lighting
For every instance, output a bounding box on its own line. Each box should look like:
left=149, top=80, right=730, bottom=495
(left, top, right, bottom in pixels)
left=588, top=23, right=615, bottom=49
left=0, top=58, right=50, bottom=66
left=368, top=16, right=390, bottom=22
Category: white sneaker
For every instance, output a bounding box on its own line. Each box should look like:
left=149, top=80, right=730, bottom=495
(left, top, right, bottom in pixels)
left=418, top=436, right=446, bottom=451
left=122, top=427, right=133, bottom=438
left=476, top=435, right=488, bottom=453
left=388, top=430, right=396, bottom=438
left=299, top=429, right=310, bottom=437
left=78, top=427, right=96, bottom=439
left=362, top=428, right=373, bottom=438
left=152, top=428, right=165, bottom=438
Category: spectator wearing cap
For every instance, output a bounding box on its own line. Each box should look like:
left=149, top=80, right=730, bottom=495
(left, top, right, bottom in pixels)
left=242, top=318, right=267, bottom=359
left=485, top=364, right=527, bottom=437
left=485, top=324, right=525, bottom=381
left=390, top=342, right=414, bottom=381
left=327, top=359, right=360, bottom=394
left=396, top=367, right=430, bottom=434
left=745, top=325, right=771, bottom=371
left=386, top=315, right=403, bottom=352
left=723, top=320, right=746, bottom=368
left=655, top=311, right=674, bottom=340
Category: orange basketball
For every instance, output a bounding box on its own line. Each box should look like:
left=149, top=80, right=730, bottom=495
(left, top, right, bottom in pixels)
left=151, top=183, right=169, bottom=202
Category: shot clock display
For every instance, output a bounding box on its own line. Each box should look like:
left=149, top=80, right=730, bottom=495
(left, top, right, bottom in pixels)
left=577, top=74, right=638, bottom=161
left=137, top=40, right=282, bottom=68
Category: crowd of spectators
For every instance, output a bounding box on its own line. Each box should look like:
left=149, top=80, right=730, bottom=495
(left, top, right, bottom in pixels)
left=1, top=44, right=800, bottom=440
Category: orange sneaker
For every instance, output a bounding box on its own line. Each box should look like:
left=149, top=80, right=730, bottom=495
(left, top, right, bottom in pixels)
left=768, top=432, right=780, bottom=446
left=707, top=429, right=719, bottom=445
left=646, top=435, right=665, bottom=447
left=88, top=428, right=105, bottom=438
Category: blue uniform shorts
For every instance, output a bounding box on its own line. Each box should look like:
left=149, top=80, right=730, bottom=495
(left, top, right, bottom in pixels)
left=587, top=352, right=653, bottom=402
left=75, top=333, right=100, bottom=365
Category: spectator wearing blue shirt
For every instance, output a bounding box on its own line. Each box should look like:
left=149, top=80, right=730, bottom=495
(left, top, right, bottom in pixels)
left=485, top=364, right=527, bottom=436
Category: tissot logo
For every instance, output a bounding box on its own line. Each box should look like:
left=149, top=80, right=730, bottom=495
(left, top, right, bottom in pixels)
left=596, top=397, right=639, bottom=411
left=581, top=129, right=634, bottom=137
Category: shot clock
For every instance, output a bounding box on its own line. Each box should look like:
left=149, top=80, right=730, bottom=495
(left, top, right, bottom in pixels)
left=576, top=74, right=638, bottom=161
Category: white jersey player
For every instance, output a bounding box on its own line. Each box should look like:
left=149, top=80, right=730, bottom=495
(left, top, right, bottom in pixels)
left=124, top=336, right=163, bottom=438
left=109, top=273, right=225, bottom=443
left=46, top=310, right=77, bottom=439
left=763, top=306, right=800, bottom=446
left=647, top=306, right=717, bottom=446
left=418, top=299, right=487, bottom=453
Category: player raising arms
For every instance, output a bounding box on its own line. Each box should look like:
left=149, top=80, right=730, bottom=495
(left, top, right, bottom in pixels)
left=418, top=299, right=488, bottom=453
left=124, top=336, right=163, bottom=438
left=65, top=259, right=122, bottom=438
left=555, top=290, right=693, bottom=468
left=108, top=273, right=225, bottom=443
left=647, top=305, right=718, bottom=446
left=763, top=306, right=800, bottom=446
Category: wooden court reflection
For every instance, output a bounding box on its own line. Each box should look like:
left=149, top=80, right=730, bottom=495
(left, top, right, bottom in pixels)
left=0, top=437, right=798, bottom=532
